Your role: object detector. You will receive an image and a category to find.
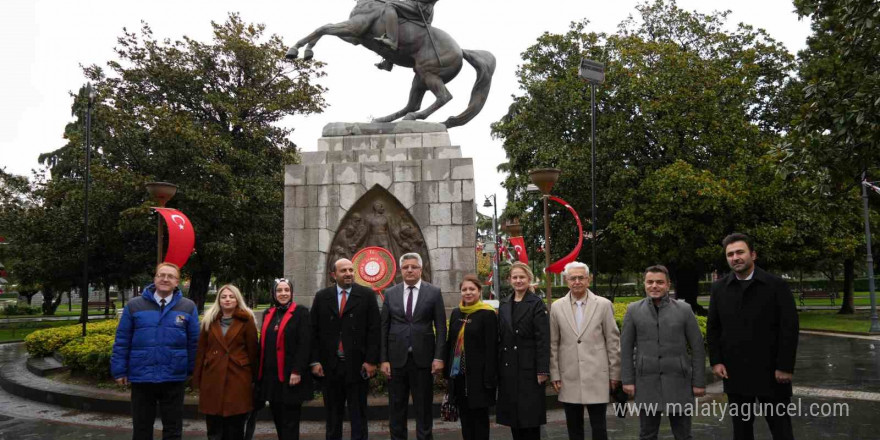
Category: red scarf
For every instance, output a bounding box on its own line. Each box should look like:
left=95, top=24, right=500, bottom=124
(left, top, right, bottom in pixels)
left=258, top=302, right=298, bottom=382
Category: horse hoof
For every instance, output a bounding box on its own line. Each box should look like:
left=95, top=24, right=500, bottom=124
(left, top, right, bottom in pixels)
left=285, top=47, right=299, bottom=60
left=403, top=112, right=418, bottom=121
left=303, top=49, right=314, bottom=61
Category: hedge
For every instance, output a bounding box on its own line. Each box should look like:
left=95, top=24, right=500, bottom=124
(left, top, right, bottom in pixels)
left=1, top=303, right=41, bottom=316
left=24, top=319, right=118, bottom=358
left=58, top=334, right=115, bottom=379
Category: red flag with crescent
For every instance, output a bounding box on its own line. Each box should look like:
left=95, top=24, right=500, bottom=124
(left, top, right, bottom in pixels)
left=153, top=208, right=196, bottom=269
left=546, top=196, right=584, bottom=274
left=508, top=236, right=529, bottom=264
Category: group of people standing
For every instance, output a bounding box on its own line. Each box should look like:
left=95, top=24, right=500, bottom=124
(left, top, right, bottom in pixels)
left=110, top=232, right=798, bottom=440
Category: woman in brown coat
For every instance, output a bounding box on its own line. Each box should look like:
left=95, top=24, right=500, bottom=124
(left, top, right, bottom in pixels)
left=193, top=284, right=259, bottom=440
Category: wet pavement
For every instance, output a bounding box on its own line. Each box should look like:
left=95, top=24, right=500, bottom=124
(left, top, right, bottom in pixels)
left=0, top=333, right=879, bottom=439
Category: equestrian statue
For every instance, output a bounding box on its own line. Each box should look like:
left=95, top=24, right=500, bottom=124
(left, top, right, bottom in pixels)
left=286, top=0, right=496, bottom=128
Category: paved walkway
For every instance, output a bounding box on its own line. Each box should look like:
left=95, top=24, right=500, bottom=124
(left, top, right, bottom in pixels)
left=0, top=333, right=879, bottom=439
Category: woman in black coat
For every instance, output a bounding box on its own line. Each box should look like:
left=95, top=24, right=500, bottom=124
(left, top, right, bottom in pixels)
left=496, top=262, right=551, bottom=440
left=257, top=278, right=313, bottom=440
left=444, top=274, right=498, bottom=440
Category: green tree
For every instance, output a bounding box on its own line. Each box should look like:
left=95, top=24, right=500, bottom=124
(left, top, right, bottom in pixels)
left=33, top=13, right=326, bottom=311
left=492, top=0, right=799, bottom=311
left=781, top=0, right=880, bottom=313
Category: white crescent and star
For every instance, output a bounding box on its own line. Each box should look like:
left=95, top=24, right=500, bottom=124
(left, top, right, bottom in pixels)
left=170, top=214, right=186, bottom=231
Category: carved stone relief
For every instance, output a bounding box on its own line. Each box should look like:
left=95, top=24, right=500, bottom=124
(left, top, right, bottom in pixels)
left=326, top=185, right=432, bottom=283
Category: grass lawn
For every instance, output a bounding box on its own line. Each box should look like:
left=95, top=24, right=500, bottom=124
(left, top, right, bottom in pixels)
left=695, top=292, right=876, bottom=308
left=797, top=310, right=875, bottom=334
left=0, top=320, right=79, bottom=343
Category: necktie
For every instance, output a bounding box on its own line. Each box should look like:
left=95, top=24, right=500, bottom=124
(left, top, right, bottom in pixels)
left=337, top=290, right=347, bottom=357
left=160, top=298, right=166, bottom=313
left=576, top=301, right=584, bottom=330
left=339, top=290, right=348, bottom=317
left=406, top=286, right=415, bottom=321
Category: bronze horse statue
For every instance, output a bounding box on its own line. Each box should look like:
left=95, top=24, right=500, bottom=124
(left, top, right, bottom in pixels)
left=286, top=0, right=496, bottom=128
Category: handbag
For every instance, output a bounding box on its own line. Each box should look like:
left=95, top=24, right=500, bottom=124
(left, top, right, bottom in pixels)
left=440, top=392, right=459, bottom=422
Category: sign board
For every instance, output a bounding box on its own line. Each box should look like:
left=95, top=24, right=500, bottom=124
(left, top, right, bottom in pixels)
left=579, top=58, right=605, bottom=84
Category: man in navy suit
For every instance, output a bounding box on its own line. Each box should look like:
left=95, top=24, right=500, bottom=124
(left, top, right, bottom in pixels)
left=380, top=252, right=447, bottom=440
left=311, top=258, right=381, bottom=440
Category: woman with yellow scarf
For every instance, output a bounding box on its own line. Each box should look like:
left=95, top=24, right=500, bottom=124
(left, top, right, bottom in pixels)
left=443, top=274, right=498, bottom=440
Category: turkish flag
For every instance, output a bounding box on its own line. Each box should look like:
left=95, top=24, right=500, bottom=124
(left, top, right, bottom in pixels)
left=153, top=208, right=196, bottom=269
left=508, top=236, right=529, bottom=264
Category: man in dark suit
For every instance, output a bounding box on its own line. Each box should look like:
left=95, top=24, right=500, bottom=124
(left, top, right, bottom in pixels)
left=707, top=233, right=799, bottom=440
left=380, top=252, right=447, bottom=440
left=311, top=258, right=381, bottom=440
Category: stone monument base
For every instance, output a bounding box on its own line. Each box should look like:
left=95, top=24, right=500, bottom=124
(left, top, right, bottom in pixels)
left=284, top=122, right=476, bottom=311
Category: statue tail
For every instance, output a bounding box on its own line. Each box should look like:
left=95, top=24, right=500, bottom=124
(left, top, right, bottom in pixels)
left=443, top=49, right=496, bottom=128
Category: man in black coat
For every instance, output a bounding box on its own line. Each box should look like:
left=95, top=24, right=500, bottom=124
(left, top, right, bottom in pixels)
left=707, top=233, right=799, bottom=440
left=311, top=258, right=381, bottom=440
left=380, top=252, right=447, bottom=440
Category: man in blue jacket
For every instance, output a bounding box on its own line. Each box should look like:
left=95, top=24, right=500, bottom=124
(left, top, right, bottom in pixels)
left=111, top=262, right=200, bottom=440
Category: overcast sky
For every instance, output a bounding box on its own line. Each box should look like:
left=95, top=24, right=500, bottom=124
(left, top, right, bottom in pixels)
left=0, top=0, right=811, bottom=217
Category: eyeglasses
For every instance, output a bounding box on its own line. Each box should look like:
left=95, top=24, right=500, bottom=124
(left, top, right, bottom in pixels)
left=567, top=276, right=588, bottom=282
left=401, top=265, right=421, bottom=270
left=155, top=274, right=179, bottom=281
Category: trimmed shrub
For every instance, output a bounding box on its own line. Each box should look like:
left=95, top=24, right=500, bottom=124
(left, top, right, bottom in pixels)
left=58, top=334, right=115, bottom=379
left=1, top=303, right=41, bottom=316
left=24, top=319, right=118, bottom=358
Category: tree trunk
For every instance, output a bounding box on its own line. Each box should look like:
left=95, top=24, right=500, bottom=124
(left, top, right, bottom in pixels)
left=41, top=287, right=64, bottom=315
left=670, top=266, right=706, bottom=315
left=104, top=285, right=111, bottom=315
left=188, top=268, right=212, bottom=313
left=838, top=258, right=855, bottom=314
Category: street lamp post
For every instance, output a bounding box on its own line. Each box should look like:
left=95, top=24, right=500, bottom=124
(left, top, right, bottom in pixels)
left=146, top=182, right=179, bottom=265
left=80, top=83, right=96, bottom=337
left=861, top=173, right=880, bottom=333
left=579, top=58, right=605, bottom=278
left=529, top=168, right=561, bottom=302
left=484, top=195, right=501, bottom=300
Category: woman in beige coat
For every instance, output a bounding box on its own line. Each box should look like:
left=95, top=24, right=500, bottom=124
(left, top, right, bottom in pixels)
left=549, top=262, right=620, bottom=440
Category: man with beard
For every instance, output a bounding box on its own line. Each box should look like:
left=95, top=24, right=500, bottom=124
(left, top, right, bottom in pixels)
left=707, top=233, right=799, bottom=440
left=311, top=258, right=381, bottom=440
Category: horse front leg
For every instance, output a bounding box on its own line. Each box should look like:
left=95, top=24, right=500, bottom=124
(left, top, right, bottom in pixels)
left=286, top=21, right=366, bottom=60
left=373, top=76, right=427, bottom=123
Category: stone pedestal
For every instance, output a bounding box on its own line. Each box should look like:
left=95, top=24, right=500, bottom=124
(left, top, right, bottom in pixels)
left=284, top=122, right=476, bottom=311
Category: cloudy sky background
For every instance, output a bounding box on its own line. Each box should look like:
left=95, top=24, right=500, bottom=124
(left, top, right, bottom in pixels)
left=0, top=0, right=811, bottom=216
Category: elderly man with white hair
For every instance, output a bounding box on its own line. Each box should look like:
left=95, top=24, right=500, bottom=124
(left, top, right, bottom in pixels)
left=549, top=261, right=621, bottom=440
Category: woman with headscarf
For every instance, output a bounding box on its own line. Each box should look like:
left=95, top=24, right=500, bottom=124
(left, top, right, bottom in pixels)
left=256, top=278, right=312, bottom=440
left=496, top=262, right=551, bottom=440
left=193, top=284, right=259, bottom=440
left=444, top=274, right=498, bottom=440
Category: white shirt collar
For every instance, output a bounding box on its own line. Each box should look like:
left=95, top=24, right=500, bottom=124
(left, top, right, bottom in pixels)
left=735, top=268, right=755, bottom=281
left=153, top=291, right=172, bottom=305
left=405, top=280, right=422, bottom=291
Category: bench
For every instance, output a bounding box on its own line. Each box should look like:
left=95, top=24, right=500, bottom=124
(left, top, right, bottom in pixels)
left=798, top=290, right=835, bottom=306
left=87, top=301, right=116, bottom=313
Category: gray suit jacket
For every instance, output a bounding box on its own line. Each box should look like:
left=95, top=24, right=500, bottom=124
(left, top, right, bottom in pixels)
left=380, top=281, right=447, bottom=368
left=620, top=295, right=706, bottom=411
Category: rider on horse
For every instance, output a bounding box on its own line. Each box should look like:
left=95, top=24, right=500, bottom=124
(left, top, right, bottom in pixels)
left=374, top=0, right=438, bottom=71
